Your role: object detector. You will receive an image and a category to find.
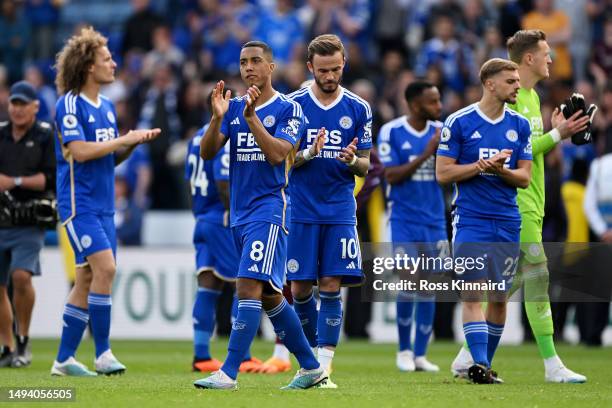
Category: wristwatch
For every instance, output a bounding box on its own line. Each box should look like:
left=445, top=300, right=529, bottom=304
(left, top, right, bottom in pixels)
left=13, top=177, right=23, bottom=187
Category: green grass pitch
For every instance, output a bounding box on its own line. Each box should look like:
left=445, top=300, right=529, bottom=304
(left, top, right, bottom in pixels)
left=1, top=339, right=611, bottom=407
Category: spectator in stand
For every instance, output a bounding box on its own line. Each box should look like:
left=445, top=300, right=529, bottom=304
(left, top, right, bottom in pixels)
left=557, top=0, right=591, bottom=81
left=114, top=175, right=145, bottom=246
left=137, top=63, right=184, bottom=209
left=253, top=0, right=304, bottom=66
left=309, top=0, right=371, bottom=57
left=0, top=1, right=30, bottom=84
left=24, top=0, right=63, bottom=62
left=121, top=0, right=165, bottom=56
left=522, top=0, right=573, bottom=81
left=24, top=65, right=56, bottom=123
left=475, top=26, right=508, bottom=68
left=590, top=17, right=612, bottom=89
left=142, top=25, right=186, bottom=78
left=461, top=0, right=492, bottom=49
left=198, top=0, right=258, bottom=75
left=414, top=14, right=477, bottom=94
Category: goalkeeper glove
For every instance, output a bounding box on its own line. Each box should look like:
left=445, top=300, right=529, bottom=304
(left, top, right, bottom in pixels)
left=560, top=93, right=598, bottom=145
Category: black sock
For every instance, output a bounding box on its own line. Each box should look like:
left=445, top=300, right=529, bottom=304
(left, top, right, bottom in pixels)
left=0, top=345, right=11, bottom=356
left=16, top=336, right=28, bottom=354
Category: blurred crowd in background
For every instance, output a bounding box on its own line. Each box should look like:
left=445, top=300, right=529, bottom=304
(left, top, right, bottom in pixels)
left=0, top=0, right=611, bottom=346
left=0, top=0, right=611, bottom=244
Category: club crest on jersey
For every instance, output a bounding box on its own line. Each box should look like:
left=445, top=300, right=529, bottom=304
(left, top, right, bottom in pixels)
left=441, top=127, right=451, bottom=142
left=263, top=115, right=275, bottom=127
left=506, top=129, right=518, bottom=142
left=80, top=235, right=92, bottom=249
left=339, top=115, right=353, bottom=129
left=63, top=114, right=78, bottom=129
left=107, top=111, right=116, bottom=124
left=287, top=259, right=299, bottom=273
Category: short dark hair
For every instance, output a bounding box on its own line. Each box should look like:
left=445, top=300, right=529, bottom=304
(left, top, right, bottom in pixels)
left=506, top=30, right=547, bottom=64
left=307, top=34, right=345, bottom=62
left=404, top=81, right=436, bottom=103
left=242, top=41, right=273, bottom=60
left=479, top=58, right=519, bottom=84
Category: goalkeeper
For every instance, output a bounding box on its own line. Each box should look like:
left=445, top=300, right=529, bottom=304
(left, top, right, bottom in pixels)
left=451, top=30, right=594, bottom=383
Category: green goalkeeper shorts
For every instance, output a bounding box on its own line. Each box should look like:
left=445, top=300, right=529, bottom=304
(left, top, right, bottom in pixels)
left=520, top=214, right=548, bottom=265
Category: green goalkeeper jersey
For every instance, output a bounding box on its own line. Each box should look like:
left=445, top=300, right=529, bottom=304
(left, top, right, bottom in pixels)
left=507, top=88, right=558, bottom=220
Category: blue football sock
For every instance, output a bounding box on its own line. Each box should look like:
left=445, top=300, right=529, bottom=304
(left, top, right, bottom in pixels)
left=231, top=294, right=252, bottom=361
left=293, top=291, right=318, bottom=348
left=88, top=293, right=112, bottom=358
left=193, top=287, right=221, bottom=360
left=267, top=299, right=319, bottom=370
left=396, top=291, right=415, bottom=352
left=56, top=304, right=88, bottom=363
left=317, top=291, right=342, bottom=348
left=414, top=296, right=435, bottom=357
left=463, top=321, right=489, bottom=367
left=487, top=321, right=504, bottom=366
left=221, top=299, right=261, bottom=380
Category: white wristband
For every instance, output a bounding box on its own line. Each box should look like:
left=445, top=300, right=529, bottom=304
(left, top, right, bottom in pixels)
left=302, top=148, right=313, bottom=161
left=550, top=128, right=561, bottom=143
left=347, top=155, right=358, bottom=166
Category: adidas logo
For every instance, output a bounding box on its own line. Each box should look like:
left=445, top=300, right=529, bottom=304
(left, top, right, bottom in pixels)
left=248, top=264, right=259, bottom=273
left=304, top=116, right=310, bottom=124
left=523, top=107, right=529, bottom=114
left=230, top=117, right=240, bottom=125
left=346, top=261, right=356, bottom=269
left=401, top=141, right=412, bottom=149
left=88, top=114, right=95, bottom=123
left=470, top=131, right=482, bottom=139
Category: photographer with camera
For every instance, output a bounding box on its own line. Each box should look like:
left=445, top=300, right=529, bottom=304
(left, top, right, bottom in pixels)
left=0, top=81, right=56, bottom=368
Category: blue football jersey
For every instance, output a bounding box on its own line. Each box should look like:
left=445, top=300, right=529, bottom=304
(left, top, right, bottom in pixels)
left=437, top=103, right=532, bottom=221
left=218, top=92, right=303, bottom=229
left=54, top=92, right=119, bottom=221
left=378, top=116, right=445, bottom=227
left=288, top=86, right=372, bottom=224
left=185, top=124, right=230, bottom=224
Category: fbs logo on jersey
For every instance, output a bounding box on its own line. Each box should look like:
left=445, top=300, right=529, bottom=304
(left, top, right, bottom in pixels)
left=470, top=131, right=482, bottom=139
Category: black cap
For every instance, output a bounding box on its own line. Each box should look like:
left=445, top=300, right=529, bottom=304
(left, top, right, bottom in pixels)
left=9, top=81, right=37, bottom=103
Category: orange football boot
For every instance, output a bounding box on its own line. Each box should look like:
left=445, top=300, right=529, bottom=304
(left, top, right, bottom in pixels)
left=192, top=358, right=222, bottom=372
left=259, top=357, right=292, bottom=374
left=238, top=357, right=264, bottom=373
